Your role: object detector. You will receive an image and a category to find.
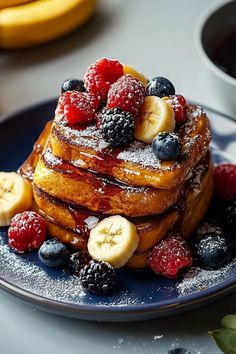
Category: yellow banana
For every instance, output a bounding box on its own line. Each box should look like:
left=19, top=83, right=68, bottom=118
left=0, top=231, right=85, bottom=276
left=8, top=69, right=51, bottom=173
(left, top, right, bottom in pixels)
left=0, top=0, right=96, bottom=48
left=123, top=64, right=148, bottom=86
left=0, top=172, right=33, bottom=226
left=135, top=96, right=175, bottom=144
left=0, top=0, right=34, bottom=10
left=88, top=215, right=139, bottom=268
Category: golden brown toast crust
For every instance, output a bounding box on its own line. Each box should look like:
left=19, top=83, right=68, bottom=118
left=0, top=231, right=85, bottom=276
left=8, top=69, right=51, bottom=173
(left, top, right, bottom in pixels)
left=32, top=154, right=213, bottom=255
left=50, top=105, right=211, bottom=189
left=126, top=170, right=213, bottom=269
left=33, top=147, right=185, bottom=217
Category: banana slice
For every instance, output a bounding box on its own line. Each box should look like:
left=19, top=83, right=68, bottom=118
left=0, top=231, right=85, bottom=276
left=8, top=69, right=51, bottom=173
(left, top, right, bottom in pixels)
left=0, top=172, right=32, bottom=226
left=88, top=215, right=139, bottom=268
left=135, top=96, right=175, bottom=144
left=123, top=64, right=148, bottom=86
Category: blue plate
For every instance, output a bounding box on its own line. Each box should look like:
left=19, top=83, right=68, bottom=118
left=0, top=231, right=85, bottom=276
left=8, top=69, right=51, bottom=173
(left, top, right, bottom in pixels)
left=0, top=100, right=236, bottom=322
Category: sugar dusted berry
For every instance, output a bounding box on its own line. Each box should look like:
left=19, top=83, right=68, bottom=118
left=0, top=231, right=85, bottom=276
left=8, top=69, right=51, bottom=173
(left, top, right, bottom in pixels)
left=61, top=78, right=85, bottom=93
left=68, top=250, right=91, bottom=276
left=214, top=163, right=236, bottom=202
left=80, top=260, right=116, bottom=295
left=107, top=74, right=145, bottom=116
left=221, top=198, right=236, bottom=230
left=148, top=234, right=192, bottom=278
left=195, top=233, right=231, bottom=270
left=84, top=58, right=123, bottom=101
left=38, top=238, right=68, bottom=267
left=57, top=91, right=97, bottom=125
left=8, top=211, right=46, bottom=253
left=145, top=77, right=175, bottom=98
left=100, top=107, right=135, bottom=147
left=164, top=95, right=187, bottom=124
left=152, top=132, right=182, bottom=161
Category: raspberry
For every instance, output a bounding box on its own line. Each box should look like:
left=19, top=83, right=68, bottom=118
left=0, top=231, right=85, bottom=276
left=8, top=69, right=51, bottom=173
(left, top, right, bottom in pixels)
left=107, top=74, right=145, bottom=117
left=148, top=234, right=192, bottom=278
left=165, top=95, right=187, bottom=124
left=84, top=58, right=123, bottom=101
left=57, top=91, right=98, bottom=125
left=8, top=211, right=46, bottom=253
left=214, top=163, right=236, bottom=202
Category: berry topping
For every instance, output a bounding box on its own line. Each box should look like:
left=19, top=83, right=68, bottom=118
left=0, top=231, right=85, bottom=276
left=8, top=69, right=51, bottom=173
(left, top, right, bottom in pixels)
left=38, top=238, right=68, bottom=267
left=84, top=58, right=123, bottom=101
left=163, top=95, right=187, bottom=124
left=214, top=163, right=236, bottom=202
left=107, top=74, right=145, bottom=116
left=152, top=132, right=182, bottom=161
left=68, top=250, right=91, bottom=276
left=221, top=198, right=236, bottom=230
left=194, top=233, right=231, bottom=270
left=8, top=211, right=46, bottom=253
left=148, top=234, right=192, bottom=278
left=57, top=91, right=98, bottom=125
left=61, top=78, right=85, bottom=94
left=80, top=260, right=116, bottom=295
left=100, top=107, right=135, bottom=147
left=145, top=77, right=175, bottom=98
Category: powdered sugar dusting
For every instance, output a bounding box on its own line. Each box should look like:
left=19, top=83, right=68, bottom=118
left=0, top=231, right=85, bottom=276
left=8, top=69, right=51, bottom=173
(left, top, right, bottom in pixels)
left=53, top=104, right=210, bottom=171
left=0, top=244, right=86, bottom=302
left=177, top=258, right=236, bottom=296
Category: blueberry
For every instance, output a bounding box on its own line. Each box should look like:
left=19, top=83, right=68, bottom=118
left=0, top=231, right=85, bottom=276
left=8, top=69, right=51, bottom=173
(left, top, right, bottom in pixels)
left=145, top=77, right=175, bottom=97
left=38, top=238, right=68, bottom=267
left=194, top=233, right=231, bottom=270
left=152, top=132, right=182, bottom=161
left=221, top=199, right=236, bottom=230
left=61, top=78, right=85, bottom=93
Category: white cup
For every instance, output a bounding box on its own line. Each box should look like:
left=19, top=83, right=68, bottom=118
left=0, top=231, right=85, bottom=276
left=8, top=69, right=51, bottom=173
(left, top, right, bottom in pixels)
left=196, top=0, right=236, bottom=119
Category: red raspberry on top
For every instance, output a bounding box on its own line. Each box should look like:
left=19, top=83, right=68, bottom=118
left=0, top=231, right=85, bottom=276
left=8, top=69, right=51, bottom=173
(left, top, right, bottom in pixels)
left=214, top=163, right=236, bottom=202
left=8, top=211, right=46, bottom=253
left=164, top=95, right=187, bottom=125
left=57, top=91, right=98, bottom=125
left=107, top=74, right=145, bottom=117
left=148, top=234, right=192, bottom=278
left=84, top=58, right=123, bottom=101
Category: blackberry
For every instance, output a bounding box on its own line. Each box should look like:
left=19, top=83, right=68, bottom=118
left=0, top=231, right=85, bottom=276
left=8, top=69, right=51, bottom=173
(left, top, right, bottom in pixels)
left=100, top=107, right=135, bottom=147
left=68, top=251, right=91, bottom=276
left=221, top=198, right=236, bottom=230
left=61, top=78, right=85, bottom=93
left=80, top=260, right=116, bottom=295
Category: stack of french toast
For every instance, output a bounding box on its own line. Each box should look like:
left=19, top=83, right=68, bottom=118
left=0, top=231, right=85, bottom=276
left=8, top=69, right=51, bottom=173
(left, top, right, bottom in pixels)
left=19, top=58, right=212, bottom=269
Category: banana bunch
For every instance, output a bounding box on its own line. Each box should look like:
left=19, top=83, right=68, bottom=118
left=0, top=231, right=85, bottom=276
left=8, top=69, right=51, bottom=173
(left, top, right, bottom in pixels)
left=0, top=0, right=96, bottom=48
left=0, top=172, right=32, bottom=226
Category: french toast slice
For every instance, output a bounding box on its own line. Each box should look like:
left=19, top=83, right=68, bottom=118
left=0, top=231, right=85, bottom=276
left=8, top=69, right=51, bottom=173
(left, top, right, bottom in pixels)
left=32, top=153, right=213, bottom=254
left=33, top=146, right=184, bottom=217
left=50, top=105, right=211, bottom=189
left=126, top=170, right=213, bottom=269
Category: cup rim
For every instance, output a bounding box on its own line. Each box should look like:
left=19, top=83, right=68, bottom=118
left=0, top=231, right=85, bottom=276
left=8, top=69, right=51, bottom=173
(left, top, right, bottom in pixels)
left=195, top=0, right=236, bottom=87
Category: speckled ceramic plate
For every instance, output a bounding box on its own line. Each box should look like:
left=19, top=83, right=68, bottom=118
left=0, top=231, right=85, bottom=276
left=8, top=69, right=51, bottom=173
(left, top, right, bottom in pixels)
left=0, top=99, right=236, bottom=322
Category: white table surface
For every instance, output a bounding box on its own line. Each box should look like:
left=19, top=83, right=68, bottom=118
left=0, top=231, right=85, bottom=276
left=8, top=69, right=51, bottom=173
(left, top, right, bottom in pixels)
left=0, top=0, right=235, bottom=353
